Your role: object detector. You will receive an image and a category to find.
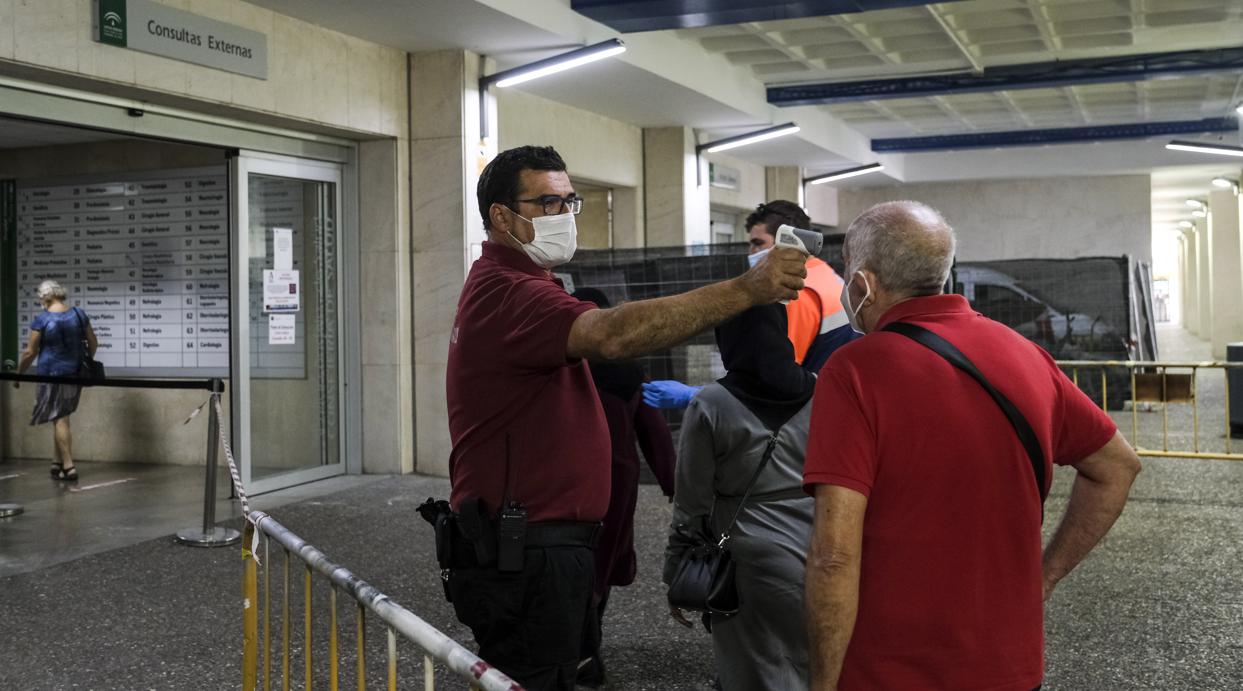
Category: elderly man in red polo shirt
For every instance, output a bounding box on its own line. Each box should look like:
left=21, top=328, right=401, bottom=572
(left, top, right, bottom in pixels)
left=802, top=201, right=1141, bottom=691
left=445, top=145, right=807, bottom=691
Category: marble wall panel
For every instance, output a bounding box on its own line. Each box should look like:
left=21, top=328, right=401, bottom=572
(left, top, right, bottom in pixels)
left=362, top=363, right=402, bottom=473
left=837, top=176, right=1153, bottom=263
left=13, top=0, right=78, bottom=73
left=0, top=0, right=14, bottom=60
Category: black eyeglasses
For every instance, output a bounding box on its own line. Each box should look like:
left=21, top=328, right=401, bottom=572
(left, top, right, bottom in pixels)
left=511, top=194, right=583, bottom=216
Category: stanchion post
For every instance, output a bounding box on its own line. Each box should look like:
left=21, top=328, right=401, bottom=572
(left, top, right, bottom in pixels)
left=1, top=362, right=24, bottom=519
left=176, top=378, right=241, bottom=547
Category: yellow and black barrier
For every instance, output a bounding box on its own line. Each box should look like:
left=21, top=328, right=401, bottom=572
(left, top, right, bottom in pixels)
left=1058, top=359, right=1243, bottom=462
left=197, top=395, right=520, bottom=691
left=239, top=511, right=523, bottom=691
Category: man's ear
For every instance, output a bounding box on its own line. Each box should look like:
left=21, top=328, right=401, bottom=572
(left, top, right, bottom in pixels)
left=858, top=268, right=880, bottom=306
left=488, top=203, right=512, bottom=235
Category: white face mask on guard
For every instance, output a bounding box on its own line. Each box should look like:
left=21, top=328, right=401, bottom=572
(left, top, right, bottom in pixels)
left=507, top=208, right=578, bottom=269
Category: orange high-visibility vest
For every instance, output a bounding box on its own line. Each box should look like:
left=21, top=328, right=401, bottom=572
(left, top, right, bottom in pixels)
left=786, top=257, right=847, bottom=364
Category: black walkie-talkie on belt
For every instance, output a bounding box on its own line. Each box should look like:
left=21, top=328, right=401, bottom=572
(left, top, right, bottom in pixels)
left=496, top=434, right=527, bottom=572
left=496, top=502, right=527, bottom=572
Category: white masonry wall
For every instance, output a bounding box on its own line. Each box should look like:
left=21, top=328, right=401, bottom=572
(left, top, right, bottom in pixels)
left=837, top=175, right=1153, bottom=263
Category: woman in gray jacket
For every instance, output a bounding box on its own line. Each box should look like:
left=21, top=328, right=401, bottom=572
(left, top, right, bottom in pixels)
left=664, top=304, right=817, bottom=691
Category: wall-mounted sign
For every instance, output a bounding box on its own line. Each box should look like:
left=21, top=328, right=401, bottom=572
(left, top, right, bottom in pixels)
left=268, top=314, right=296, bottom=345
left=93, top=0, right=268, bottom=80
left=709, top=163, right=741, bottom=191
left=263, top=269, right=300, bottom=313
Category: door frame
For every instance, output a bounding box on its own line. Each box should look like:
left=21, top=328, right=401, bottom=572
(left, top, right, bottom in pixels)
left=0, top=75, right=363, bottom=493
left=230, top=151, right=356, bottom=495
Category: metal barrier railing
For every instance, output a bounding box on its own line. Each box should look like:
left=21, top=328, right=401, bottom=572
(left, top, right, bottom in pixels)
left=204, top=398, right=521, bottom=691
left=0, top=370, right=520, bottom=687
left=240, top=513, right=522, bottom=691
left=1059, top=360, right=1243, bottom=462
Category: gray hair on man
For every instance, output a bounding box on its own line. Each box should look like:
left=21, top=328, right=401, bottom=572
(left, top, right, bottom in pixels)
left=37, top=279, right=68, bottom=301
left=843, top=200, right=956, bottom=297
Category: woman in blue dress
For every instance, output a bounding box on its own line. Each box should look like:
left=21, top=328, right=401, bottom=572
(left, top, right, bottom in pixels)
left=15, top=279, right=97, bottom=481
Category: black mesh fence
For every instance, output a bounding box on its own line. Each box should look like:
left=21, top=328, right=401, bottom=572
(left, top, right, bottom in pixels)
left=559, top=242, right=1156, bottom=425
left=560, top=237, right=846, bottom=395
left=952, top=257, right=1140, bottom=362
left=558, top=244, right=752, bottom=428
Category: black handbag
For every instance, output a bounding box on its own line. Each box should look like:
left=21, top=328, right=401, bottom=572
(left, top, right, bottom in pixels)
left=72, top=308, right=105, bottom=382
left=881, top=322, right=1048, bottom=509
left=666, top=433, right=780, bottom=617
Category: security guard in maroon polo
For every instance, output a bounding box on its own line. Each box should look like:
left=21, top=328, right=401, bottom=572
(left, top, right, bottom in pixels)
left=444, top=145, right=807, bottom=690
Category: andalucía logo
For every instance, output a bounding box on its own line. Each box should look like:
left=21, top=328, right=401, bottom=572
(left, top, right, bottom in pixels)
left=97, top=0, right=127, bottom=46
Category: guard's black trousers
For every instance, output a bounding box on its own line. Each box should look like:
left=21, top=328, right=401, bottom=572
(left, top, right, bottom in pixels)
left=449, top=545, right=598, bottom=691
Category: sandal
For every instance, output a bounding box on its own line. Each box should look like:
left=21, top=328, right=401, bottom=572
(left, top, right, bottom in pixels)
left=51, top=465, right=78, bottom=482
left=50, top=462, right=63, bottom=477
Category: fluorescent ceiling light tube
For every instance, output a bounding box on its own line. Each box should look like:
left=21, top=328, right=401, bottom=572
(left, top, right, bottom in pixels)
left=1237, top=105, right=1243, bottom=115
left=1166, top=140, right=1243, bottom=158
left=804, top=163, right=885, bottom=185
left=1192, top=208, right=1207, bottom=218
left=1212, top=176, right=1238, bottom=188
left=698, top=123, right=801, bottom=153
left=1178, top=220, right=1194, bottom=228
left=485, top=39, right=626, bottom=88
left=1185, top=199, right=1204, bottom=208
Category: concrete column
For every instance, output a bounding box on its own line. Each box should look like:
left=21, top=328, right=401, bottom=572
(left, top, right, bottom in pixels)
left=805, top=183, right=840, bottom=228
left=1196, top=220, right=1213, bottom=345
left=765, top=166, right=803, bottom=207
left=409, top=50, right=495, bottom=476
left=1181, top=233, right=1198, bottom=333
left=359, top=139, right=414, bottom=474
left=1209, top=189, right=1243, bottom=357
left=643, top=127, right=709, bottom=247
left=612, top=187, right=643, bottom=248
left=1183, top=234, right=1193, bottom=333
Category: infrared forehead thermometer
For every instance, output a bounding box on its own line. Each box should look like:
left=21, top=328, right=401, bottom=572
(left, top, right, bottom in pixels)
left=774, top=224, right=824, bottom=256
left=772, top=225, right=823, bottom=304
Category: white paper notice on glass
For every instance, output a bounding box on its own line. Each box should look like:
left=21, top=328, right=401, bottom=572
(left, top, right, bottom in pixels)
left=273, top=227, right=294, bottom=271
left=263, top=269, right=300, bottom=313
left=269, top=314, right=296, bottom=345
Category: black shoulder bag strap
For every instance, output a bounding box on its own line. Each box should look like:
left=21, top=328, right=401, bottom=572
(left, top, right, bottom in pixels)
left=71, top=307, right=89, bottom=350
left=716, top=433, right=780, bottom=547
left=881, top=322, right=1048, bottom=508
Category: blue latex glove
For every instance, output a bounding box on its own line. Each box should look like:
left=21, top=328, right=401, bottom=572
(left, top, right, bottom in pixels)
left=642, top=380, right=702, bottom=410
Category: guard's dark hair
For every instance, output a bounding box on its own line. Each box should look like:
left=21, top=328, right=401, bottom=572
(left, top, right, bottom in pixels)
left=477, top=146, right=567, bottom=231
left=745, top=200, right=811, bottom=238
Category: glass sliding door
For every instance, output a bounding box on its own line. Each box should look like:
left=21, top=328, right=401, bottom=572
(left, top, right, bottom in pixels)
left=231, top=153, right=345, bottom=493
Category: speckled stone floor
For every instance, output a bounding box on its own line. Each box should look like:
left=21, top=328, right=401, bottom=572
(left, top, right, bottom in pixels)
left=2, top=465, right=1239, bottom=690
left=0, top=326, right=1239, bottom=690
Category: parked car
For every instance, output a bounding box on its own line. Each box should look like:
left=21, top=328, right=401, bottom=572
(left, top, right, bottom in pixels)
left=955, top=265, right=1131, bottom=409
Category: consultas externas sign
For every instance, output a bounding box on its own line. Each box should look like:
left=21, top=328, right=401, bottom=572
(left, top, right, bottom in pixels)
left=93, top=0, right=268, bottom=80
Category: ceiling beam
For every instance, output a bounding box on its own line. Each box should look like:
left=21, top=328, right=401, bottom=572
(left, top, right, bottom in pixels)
left=571, top=0, right=968, bottom=33
left=769, top=47, right=1243, bottom=106
left=871, top=118, right=1239, bottom=153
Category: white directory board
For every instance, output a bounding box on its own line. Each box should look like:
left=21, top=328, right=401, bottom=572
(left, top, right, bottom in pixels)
left=15, top=167, right=230, bottom=378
